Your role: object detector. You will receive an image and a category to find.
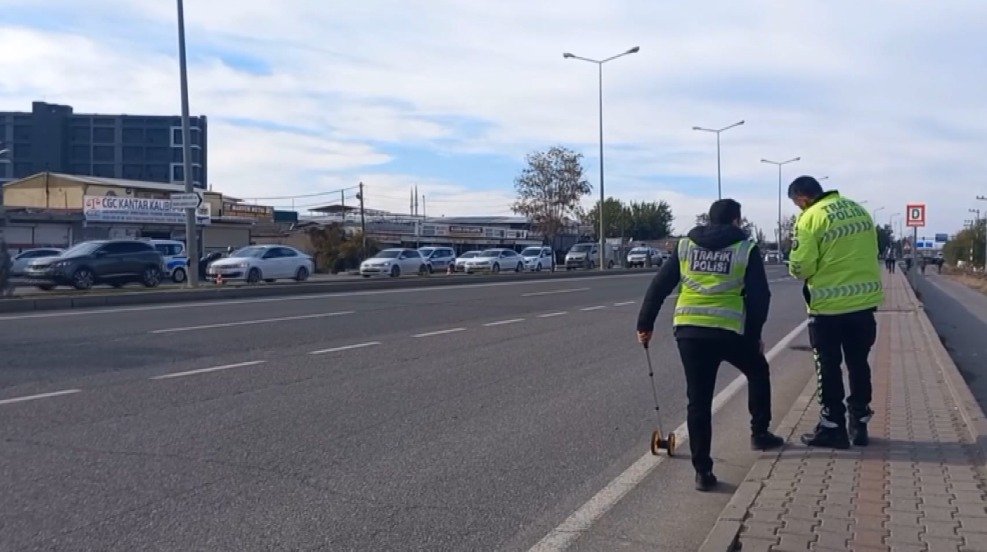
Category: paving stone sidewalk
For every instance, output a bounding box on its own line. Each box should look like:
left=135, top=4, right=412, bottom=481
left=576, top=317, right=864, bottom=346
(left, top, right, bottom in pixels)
left=700, top=269, right=987, bottom=552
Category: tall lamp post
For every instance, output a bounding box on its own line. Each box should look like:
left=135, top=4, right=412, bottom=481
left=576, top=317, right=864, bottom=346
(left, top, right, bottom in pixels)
left=176, top=0, right=199, bottom=287
left=872, top=206, right=885, bottom=222
left=692, top=120, right=744, bottom=200
left=977, top=196, right=987, bottom=270
left=761, top=157, right=800, bottom=258
left=563, top=46, right=640, bottom=271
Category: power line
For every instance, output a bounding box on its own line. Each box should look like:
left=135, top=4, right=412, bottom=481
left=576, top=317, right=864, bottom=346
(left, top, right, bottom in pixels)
left=239, top=186, right=359, bottom=202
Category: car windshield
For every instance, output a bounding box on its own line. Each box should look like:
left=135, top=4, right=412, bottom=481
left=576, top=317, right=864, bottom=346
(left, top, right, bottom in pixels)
left=373, top=250, right=402, bottom=259
left=459, top=252, right=479, bottom=258
left=419, top=248, right=435, bottom=257
left=571, top=244, right=592, bottom=252
left=520, top=248, right=542, bottom=256
left=60, top=242, right=102, bottom=257
left=230, top=246, right=268, bottom=258
left=479, top=250, right=502, bottom=257
left=630, top=248, right=649, bottom=253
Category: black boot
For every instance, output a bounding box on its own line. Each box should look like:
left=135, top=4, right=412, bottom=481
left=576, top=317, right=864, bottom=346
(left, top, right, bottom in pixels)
left=848, top=408, right=874, bottom=446
left=695, top=471, right=718, bottom=492
left=751, top=431, right=785, bottom=451
left=800, top=424, right=850, bottom=449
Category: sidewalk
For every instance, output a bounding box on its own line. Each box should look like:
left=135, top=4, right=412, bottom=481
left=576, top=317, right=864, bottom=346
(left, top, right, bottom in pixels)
left=701, top=269, right=987, bottom=551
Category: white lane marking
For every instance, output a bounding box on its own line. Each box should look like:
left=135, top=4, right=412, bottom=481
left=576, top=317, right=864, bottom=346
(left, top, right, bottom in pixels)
left=521, top=288, right=590, bottom=297
left=413, top=328, right=467, bottom=338
left=309, top=341, right=381, bottom=355
left=528, top=319, right=810, bottom=552
left=0, top=273, right=653, bottom=321
left=484, top=318, right=525, bottom=327
left=0, top=389, right=81, bottom=406
left=538, top=312, right=568, bottom=318
left=150, top=311, right=354, bottom=334
left=580, top=306, right=607, bottom=311
left=151, top=360, right=267, bottom=380
left=613, top=301, right=636, bottom=306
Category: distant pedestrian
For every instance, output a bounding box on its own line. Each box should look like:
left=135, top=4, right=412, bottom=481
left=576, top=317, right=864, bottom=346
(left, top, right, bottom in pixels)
left=637, top=199, right=783, bottom=492
left=0, top=239, right=12, bottom=298
left=788, top=177, right=883, bottom=449
left=884, top=247, right=896, bottom=273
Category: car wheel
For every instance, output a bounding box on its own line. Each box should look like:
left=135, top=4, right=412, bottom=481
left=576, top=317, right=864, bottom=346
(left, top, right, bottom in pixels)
left=72, top=268, right=95, bottom=290
left=37, top=284, right=54, bottom=291
left=492, top=263, right=500, bottom=274
left=418, top=264, right=429, bottom=276
left=141, top=266, right=161, bottom=288
left=264, top=278, right=276, bottom=283
left=295, top=266, right=310, bottom=282
left=515, top=262, right=523, bottom=272
left=607, top=260, right=614, bottom=269
left=390, top=265, right=401, bottom=278
left=536, top=263, right=542, bottom=272
left=247, top=267, right=262, bottom=284
left=362, top=275, right=370, bottom=278
left=588, top=261, right=595, bottom=270
left=427, top=264, right=434, bottom=275
left=172, top=267, right=187, bottom=284
left=111, top=281, right=125, bottom=289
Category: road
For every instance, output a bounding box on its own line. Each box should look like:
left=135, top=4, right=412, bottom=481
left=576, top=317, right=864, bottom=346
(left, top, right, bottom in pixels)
left=0, top=266, right=814, bottom=551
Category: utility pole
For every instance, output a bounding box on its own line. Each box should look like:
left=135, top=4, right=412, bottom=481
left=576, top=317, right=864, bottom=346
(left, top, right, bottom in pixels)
left=358, top=182, right=367, bottom=259
left=977, top=196, right=987, bottom=271
left=176, top=0, right=198, bottom=287
left=341, top=190, right=345, bottom=224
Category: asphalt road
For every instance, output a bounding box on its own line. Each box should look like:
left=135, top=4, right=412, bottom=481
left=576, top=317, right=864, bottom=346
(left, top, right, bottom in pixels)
left=0, top=266, right=813, bottom=551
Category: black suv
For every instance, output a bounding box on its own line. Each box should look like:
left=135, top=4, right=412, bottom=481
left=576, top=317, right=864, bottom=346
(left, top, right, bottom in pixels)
left=24, top=240, right=165, bottom=291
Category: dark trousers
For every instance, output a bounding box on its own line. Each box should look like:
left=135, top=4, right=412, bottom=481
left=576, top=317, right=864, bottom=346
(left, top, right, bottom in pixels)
left=677, top=337, right=772, bottom=473
left=808, top=309, right=877, bottom=426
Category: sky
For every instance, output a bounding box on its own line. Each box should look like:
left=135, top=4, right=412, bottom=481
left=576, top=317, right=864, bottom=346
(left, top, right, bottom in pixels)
left=1, top=0, right=985, bottom=237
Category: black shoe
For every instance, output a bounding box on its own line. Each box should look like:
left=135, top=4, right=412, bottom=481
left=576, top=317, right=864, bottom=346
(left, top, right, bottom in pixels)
left=695, top=471, right=718, bottom=492
left=751, top=431, right=785, bottom=451
left=800, top=425, right=850, bottom=449
left=849, top=423, right=869, bottom=446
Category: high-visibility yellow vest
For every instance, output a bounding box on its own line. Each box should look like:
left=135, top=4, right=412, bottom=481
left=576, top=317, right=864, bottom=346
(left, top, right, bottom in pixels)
left=673, top=238, right=753, bottom=334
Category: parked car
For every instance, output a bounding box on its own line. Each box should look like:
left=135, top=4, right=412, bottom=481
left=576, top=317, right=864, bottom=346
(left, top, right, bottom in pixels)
left=359, top=248, right=431, bottom=278
left=23, top=240, right=164, bottom=290
left=452, top=250, right=481, bottom=273
left=207, top=245, right=314, bottom=284
left=626, top=247, right=661, bottom=268
left=463, top=249, right=523, bottom=274
left=418, top=247, right=456, bottom=273
left=10, top=248, right=63, bottom=276
left=565, top=242, right=615, bottom=270
left=146, top=239, right=189, bottom=283
left=764, top=251, right=783, bottom=264
left=520, top=246, right=555, bottom=271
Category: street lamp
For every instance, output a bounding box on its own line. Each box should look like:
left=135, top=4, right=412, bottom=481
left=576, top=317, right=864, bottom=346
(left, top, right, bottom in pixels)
left=761, top=157, right=800, bottom=258
left=176, top=0, right=199, bottom=287
left=564, top=46, right=640, bottom=270
left=872, top=206, right=885, bottom=221
left=692, top=120, right=744, bottom=199
left=977, top=196, right=987, bottom=270
left=819, top=176, right=829, bottom=181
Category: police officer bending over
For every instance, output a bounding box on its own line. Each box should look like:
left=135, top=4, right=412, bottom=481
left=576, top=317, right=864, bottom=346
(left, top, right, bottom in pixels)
left=637, top=199, right=783, bottom=492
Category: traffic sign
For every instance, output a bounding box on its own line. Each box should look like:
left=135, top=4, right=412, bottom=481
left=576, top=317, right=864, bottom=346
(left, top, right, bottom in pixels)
left=170, top=192, right=202, bottom=210
left=906, top=204, right=926, bottom=227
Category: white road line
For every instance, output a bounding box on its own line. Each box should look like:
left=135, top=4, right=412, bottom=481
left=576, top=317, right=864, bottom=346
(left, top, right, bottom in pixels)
left=538, top=312, right=568, bottom=318
left=483, top=318, right=525, bottom=327
left=521, top=288, right=590, bottom=297
left=580, top=306, right=607, bottom=311
left=309, top=341, right=381, bottom=355
left=151, top=360, right=267, bottom=380
left=0, top=273, right=653, bottom=322
left=613, top=301, right=636, bottom=306
left=413, top=328, right=467, bottom=338
left=528, top=319, right=809, bottom=552
left=150, top=311, right=354, bottom=334
left=0, top=389, right=81, bottom=406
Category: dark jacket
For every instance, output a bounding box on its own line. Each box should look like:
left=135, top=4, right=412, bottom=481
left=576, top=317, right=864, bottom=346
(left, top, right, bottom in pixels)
left=636, top=224, right=771, bottom=341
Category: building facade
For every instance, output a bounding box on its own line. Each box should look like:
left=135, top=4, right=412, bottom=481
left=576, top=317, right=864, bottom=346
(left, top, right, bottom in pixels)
left=0, top=102, right=206, bottom=195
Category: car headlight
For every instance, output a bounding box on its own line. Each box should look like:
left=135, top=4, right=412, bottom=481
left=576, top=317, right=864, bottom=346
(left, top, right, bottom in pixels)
left=52, top=261, right=71, bottom=268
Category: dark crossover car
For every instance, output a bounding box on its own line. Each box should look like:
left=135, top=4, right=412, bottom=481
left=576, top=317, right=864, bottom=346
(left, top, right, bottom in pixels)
left=23, top=240, right=165, bottom=290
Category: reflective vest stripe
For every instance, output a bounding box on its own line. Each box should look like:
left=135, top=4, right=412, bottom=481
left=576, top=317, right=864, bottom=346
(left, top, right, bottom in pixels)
left=674, top=306, right=745, bottom=322
left=810, top=281, right=882, bottom=301
left=680, top=275, right=745, bottom=294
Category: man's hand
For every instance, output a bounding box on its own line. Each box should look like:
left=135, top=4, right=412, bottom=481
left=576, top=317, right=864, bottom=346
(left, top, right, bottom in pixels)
left=637, top=331, right=652, bottom=347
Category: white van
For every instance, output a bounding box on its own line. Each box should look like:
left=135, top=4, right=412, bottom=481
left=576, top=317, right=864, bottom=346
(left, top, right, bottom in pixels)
left=147, top=239, right=189, bottom=283
left=565, top=243, right=615, bottom=270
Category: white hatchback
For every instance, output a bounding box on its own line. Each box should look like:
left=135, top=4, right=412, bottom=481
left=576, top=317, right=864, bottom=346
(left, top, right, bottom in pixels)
left=520, top=246, right=555, bottom=271
left=207, top=245, right=314, bottom=284
left=360, top=248, right=431, bottom=278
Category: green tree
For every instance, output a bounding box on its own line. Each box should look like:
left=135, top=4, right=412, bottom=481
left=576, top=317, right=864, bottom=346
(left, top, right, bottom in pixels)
left=694, top=212, right=756, bottom=238
left=307, top=225, right=379, bottom=273
left=584, top=197, right=626, bottom=239
left=627, top=200, right=674, bottom=241
left=944, top=221, right=985, bottom=267
left=512, top=146, right=592, bottom=244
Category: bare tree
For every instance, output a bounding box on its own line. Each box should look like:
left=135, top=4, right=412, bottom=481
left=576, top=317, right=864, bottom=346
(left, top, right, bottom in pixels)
left=512, top=146, right=592, bottom=245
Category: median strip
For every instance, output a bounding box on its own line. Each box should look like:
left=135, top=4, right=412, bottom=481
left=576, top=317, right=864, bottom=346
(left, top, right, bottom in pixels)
left=483, top=318, right=525, bottom=327
left=413, top=328, right=467, bottom=338
left=151, top=360, right=267, bottom=380
left=150, top=311, right=354, bottom=334
left=309, top=342, right=381, bottom=355
left=0, top=389, right=81, bottom=406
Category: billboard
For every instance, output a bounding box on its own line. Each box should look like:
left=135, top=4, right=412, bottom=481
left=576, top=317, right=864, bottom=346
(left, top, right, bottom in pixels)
left=223, top=201, right=274, bottom=221
left=84, top=196, right=211, bottom=225
left=935, top=233, right=948, bottom=243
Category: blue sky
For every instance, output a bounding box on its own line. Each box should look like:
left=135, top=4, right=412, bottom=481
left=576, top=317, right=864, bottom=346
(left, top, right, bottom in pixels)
left=1, top=0, right=986, bottom=235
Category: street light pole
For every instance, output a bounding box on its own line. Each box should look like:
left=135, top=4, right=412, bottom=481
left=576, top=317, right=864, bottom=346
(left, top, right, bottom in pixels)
left=760, top=157, right=800, bottom=259
left=176, top=0, right=199, bottom=287
left=564, top=46, right=640, bottom=271
left=872, top=206, right=885, bottom=222
left=692, top=120, right=744, bottom=200
left=977, top=196, right=987, bottom=270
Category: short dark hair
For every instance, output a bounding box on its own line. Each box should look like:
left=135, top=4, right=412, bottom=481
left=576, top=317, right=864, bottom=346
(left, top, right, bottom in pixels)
left=709, top=199, right=742, bottom=225
left=788, top=176, right=824, bottom=199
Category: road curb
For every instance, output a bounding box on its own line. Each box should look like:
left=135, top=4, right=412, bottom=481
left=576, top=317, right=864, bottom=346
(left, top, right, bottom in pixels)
left=0, top=268, right=657, bottom=314
left=697, top=370, right=819, bottom=552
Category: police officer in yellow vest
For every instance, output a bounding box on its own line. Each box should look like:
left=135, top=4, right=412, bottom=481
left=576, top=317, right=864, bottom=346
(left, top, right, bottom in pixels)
left=788, top=176, right=883, bottom=449
left=637, top=199, right=783, bottom=492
